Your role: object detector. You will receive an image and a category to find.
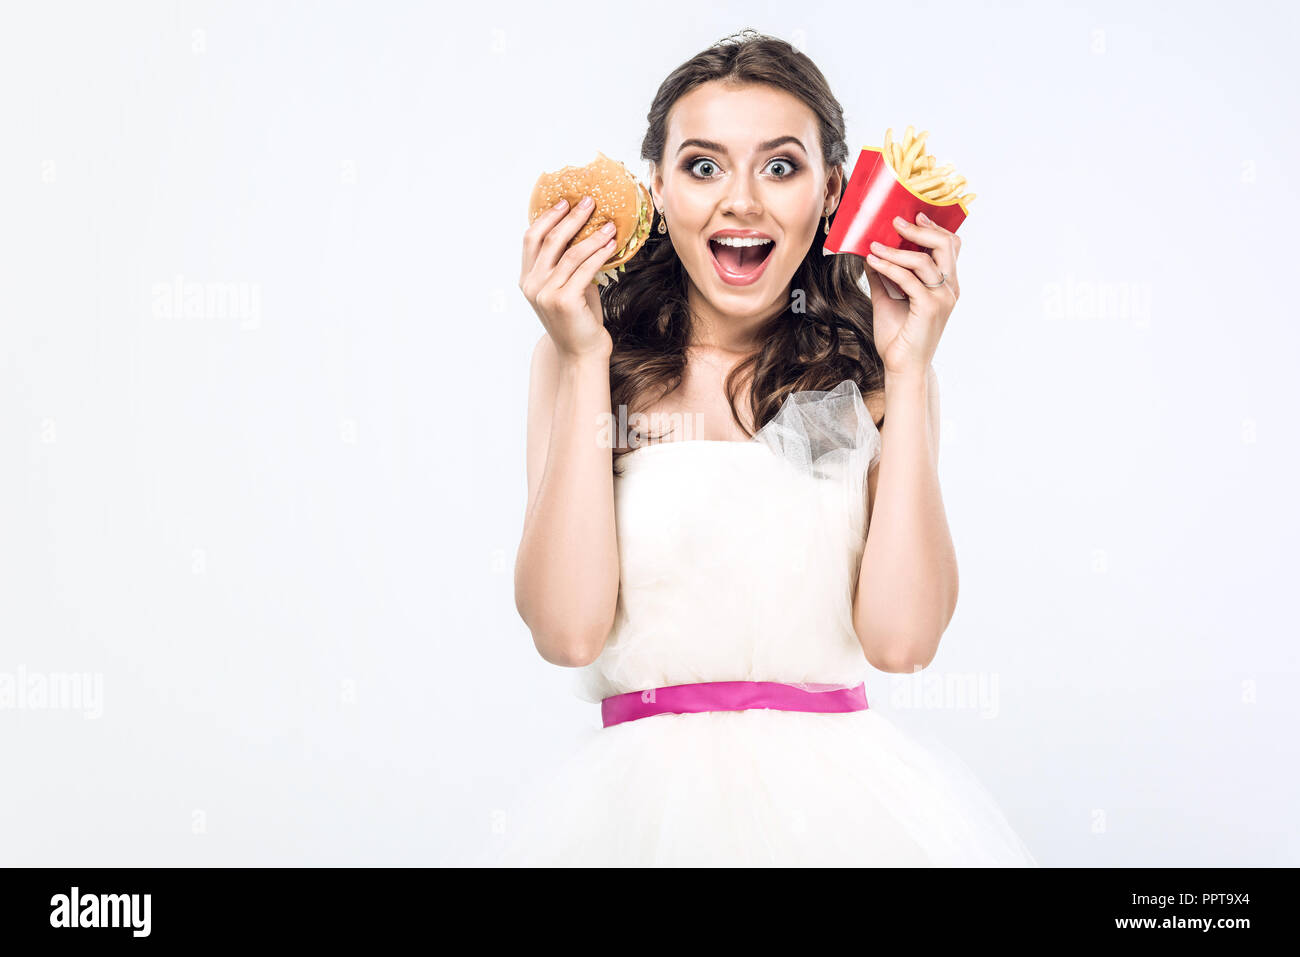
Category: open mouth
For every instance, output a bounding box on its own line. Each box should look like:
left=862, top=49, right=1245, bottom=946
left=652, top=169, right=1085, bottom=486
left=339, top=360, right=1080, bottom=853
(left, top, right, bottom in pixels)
left=708, top=237, right=775, bottom=285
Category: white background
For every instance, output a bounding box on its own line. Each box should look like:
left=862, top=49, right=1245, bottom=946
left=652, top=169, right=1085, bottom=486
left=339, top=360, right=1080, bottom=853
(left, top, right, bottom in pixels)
left=1, top=0, right=1297, bottom=866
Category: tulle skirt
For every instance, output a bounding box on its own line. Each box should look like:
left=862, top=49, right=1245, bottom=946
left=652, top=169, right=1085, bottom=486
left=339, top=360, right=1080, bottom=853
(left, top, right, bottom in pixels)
left=469, top=707, right=1038, bottom=867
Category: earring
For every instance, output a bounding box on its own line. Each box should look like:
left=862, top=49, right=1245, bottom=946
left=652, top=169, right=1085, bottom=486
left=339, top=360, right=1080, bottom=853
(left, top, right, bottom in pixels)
left=657, top=209, right=667, bottom=234
left=823, top=211, right=830, bottom=235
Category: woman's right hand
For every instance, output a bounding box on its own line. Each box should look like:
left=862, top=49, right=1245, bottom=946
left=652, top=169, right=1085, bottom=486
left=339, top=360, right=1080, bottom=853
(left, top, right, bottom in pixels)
left=519, top=197, right=617, bottom=359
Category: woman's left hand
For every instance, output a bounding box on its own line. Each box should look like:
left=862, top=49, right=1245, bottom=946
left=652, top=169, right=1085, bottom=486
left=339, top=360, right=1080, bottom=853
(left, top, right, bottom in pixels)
left=861, top=212, right=961, bottom=378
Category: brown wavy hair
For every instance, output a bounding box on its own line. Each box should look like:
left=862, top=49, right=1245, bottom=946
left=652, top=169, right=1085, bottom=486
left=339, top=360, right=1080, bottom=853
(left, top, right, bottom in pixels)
left=601, top=28, right=887, bottom=476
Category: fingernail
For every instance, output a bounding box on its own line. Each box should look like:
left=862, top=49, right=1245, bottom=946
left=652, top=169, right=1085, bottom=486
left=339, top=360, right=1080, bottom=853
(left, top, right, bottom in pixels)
left=580, top=196, right=594, bottom=208
left=894, top=215, right=907, bottom=228
left=917, top=212, right=932, bottom=224
left=553, top=199, right=568, bottom=211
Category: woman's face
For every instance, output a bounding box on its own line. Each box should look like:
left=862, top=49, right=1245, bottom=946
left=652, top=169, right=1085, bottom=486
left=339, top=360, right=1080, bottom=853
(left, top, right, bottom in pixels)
left=651, top=80, right=841, bottom=333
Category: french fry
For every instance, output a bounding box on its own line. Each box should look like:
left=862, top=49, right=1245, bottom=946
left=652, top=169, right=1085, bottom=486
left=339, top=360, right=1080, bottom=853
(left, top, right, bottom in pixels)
left=878, top=124, right=974, bottom=209
left=823, top=127, right=973, bottom=268
left=921, top=172, right=963, bottom=193
left=908, top=165, right=956, bottom=193
left=901, top=129, right=927, bottom=176
left=926, top=176, right=967, bottom=202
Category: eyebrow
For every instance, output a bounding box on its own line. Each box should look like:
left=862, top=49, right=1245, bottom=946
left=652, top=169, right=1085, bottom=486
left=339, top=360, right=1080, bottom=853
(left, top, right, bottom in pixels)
left=675, top=135, right=807, bottom=157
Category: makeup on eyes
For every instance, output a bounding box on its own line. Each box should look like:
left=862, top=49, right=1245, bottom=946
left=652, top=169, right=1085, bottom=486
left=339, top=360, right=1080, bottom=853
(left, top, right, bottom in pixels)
left=679, top=155, right=802, bottom=180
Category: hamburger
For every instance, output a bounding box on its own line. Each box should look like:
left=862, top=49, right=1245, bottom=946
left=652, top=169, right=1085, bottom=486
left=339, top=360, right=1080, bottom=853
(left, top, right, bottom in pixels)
left=528, top=152, right=653, bottom=286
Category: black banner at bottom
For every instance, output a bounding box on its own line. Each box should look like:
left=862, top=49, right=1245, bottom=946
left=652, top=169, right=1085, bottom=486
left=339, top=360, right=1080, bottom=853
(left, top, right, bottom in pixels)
left=0, top=865, right=1278, bottom=944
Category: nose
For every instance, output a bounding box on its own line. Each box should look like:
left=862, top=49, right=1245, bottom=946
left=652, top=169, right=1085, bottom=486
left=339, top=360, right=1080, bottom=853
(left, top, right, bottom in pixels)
left=719, top=173, right=762, bottom=218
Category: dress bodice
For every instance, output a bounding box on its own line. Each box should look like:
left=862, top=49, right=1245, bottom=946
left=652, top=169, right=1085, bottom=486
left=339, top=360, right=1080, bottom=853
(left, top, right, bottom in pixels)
left=576, top=378, right=884, bottom=702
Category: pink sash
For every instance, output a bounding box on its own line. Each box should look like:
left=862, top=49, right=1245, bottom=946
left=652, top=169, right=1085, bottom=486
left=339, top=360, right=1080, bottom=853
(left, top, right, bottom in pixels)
left=600, top=680, right=868, bottom=728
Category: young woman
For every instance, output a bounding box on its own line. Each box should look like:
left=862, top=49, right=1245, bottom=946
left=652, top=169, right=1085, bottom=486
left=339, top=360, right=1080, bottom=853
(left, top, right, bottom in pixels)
left=500, top=30, right=1038, bottom=866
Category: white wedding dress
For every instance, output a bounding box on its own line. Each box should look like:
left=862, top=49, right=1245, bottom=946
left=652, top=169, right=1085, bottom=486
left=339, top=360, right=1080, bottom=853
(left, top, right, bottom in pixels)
left=478, top=378, right=1038, bottom=867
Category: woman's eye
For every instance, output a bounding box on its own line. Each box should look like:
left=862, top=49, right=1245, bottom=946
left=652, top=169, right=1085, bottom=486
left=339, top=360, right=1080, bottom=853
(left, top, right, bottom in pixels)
left=684, top=156, right=801, bottom=179
left=765, top=158, right=799, bottom=178
left=687, top=158, right=718, bottom=178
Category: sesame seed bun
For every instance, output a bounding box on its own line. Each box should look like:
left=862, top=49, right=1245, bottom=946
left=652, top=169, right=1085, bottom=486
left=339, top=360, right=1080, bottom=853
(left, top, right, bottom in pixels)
left=528, top=152, right=653, bottom=283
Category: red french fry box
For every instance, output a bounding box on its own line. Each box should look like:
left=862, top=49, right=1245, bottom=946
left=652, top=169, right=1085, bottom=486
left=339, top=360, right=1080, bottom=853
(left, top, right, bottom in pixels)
left=824, top=146, right=969, bottom=297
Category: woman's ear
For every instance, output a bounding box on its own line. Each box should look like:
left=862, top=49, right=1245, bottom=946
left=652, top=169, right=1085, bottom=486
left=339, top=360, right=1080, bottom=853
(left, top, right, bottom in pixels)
left=825, top=164, right=844, bottom=214
left=649, top=162, right=663, bottom=212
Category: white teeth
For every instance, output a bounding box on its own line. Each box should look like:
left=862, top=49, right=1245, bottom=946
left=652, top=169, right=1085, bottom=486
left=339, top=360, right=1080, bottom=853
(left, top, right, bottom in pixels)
left=711, top=236, right=773, bottom=248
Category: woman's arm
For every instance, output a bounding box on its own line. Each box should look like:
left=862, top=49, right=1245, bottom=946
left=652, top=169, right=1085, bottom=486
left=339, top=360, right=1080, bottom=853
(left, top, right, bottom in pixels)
left=514, top=332, right=620, bottom=667
left=853, top=363, right=957, bottom=672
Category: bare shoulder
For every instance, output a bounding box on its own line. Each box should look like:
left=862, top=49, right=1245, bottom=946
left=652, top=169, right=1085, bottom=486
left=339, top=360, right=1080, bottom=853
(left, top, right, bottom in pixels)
left=863, top=386, right=886, bottom=428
